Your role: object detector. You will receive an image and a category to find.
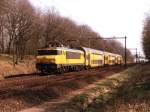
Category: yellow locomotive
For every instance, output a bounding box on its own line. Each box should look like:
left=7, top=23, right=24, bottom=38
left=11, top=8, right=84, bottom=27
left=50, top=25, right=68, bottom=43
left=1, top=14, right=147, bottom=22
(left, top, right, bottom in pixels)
left=36, top=43, right=123, bottom=73
left=36, top=47, right=85, bottom=73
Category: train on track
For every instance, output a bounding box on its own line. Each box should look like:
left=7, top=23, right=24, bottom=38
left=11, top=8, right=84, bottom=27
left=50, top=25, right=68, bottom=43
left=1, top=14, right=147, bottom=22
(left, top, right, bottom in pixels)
left=36, top=42, right=123, bottom=74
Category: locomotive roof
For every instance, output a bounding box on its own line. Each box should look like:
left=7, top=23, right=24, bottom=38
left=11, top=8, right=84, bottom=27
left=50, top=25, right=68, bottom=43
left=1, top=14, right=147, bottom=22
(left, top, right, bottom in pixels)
left=38, top=47, right=84, bottom=53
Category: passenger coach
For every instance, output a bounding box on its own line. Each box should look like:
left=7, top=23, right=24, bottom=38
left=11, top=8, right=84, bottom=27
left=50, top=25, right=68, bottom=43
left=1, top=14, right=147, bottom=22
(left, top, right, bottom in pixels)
left=79, top=47, right=104, bottom=68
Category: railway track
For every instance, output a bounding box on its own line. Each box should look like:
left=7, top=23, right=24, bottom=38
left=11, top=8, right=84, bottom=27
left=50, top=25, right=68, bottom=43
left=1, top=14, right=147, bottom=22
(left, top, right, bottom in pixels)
left=0, top=65, right=128, bottom=111
left=0, top=66, right=124, bottom=95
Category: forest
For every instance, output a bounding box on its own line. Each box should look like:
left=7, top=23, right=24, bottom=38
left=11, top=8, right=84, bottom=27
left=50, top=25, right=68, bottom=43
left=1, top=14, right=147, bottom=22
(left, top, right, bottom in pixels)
left=0, top=0, right=133, bottom=65
left=143, top=16, right=150, bottom=61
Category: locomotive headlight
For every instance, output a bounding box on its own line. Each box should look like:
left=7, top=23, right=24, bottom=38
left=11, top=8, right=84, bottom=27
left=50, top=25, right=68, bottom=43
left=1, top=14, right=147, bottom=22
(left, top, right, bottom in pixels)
left=36, top=57, right=42, bottom=62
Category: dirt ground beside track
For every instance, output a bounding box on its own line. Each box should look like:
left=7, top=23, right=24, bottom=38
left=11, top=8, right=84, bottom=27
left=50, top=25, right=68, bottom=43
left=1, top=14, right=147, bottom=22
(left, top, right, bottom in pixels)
left=0, top=66, right=126, bottom=112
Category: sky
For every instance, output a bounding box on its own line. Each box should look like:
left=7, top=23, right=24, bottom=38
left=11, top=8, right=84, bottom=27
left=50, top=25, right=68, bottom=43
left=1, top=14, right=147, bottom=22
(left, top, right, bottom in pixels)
left=29, top=0, right=150, bottom=56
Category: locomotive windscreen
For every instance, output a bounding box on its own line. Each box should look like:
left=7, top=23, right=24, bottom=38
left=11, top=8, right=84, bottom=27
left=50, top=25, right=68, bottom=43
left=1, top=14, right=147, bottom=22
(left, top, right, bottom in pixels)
left=38, top=50, right=60, bottom=55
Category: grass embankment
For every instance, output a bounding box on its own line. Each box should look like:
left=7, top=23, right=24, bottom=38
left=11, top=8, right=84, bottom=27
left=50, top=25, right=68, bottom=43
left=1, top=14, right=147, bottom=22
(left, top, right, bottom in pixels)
left=48, top=64, right=150, bottom=112
left=0, top=54, right=36, bottom=79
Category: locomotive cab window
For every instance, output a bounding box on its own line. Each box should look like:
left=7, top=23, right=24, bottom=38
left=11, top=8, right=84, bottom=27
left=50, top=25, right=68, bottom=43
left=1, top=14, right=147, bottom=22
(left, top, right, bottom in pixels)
left=38, top=50, right=61, bottom=55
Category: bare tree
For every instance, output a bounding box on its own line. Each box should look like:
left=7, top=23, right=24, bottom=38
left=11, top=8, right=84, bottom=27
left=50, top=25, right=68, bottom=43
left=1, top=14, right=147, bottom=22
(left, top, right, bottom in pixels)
left=26, top=10, right=45, bottom=54
left=143, top=16, right=150, bottom=61
left=16, top=0, right=35, bottom=60
left=0, top=15, right=6, bottom=53
left=5, top=0, right=35, bottom=65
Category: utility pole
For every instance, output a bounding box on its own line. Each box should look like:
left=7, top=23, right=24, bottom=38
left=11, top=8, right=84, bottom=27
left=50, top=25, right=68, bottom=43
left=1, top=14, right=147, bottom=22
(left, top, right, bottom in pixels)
left=138, top=52, right=141, bottom=63
left=129, top=48, right=138, bottom=63
left=135, top=48, right=138, bottom=63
